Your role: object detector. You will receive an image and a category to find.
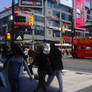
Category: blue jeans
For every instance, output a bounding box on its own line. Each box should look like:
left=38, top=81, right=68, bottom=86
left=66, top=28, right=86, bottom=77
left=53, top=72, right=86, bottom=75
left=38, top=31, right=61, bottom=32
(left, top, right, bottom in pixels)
left=19, top=77, right=23, bottom=92
left=47, top=70, right=63, bottom=92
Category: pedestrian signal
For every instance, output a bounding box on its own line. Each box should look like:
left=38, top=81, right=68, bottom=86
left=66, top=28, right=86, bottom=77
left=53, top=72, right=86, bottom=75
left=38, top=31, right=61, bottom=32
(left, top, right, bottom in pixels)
left=6, top=33, right=11, bottom=40
left=29, top=15, right=34, bottom=26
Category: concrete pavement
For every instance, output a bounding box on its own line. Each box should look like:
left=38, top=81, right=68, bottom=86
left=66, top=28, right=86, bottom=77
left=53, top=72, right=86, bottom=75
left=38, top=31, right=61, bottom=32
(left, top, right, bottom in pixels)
left=0, top=68, right=92, bottom=92
left=24, top=68, right=92, bottom=92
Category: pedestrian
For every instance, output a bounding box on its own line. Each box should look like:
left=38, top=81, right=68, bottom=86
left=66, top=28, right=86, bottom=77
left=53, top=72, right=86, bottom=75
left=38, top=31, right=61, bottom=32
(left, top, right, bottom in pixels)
left=28, top=46, right=35, bottom=75
left=65, top=49, right=69, bottom=55
left=34, top=44, right=52, bottom=92
left=47, top=43, right=64, bottom=92
left=28, top=46, right=35, bottom=65
left=24, top=48, right=29, bottom=64
left=7, top=43, right=32, bottom=92
left=61, top=48, right=65, bottom=56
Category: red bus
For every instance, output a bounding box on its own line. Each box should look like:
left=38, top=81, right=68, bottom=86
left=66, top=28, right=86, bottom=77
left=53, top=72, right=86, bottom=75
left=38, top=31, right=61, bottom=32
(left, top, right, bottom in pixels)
left=71, top=37, right=92, bottom=58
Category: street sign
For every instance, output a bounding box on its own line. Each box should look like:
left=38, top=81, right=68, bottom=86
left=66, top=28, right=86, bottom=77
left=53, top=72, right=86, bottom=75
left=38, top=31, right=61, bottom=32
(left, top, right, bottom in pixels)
left=16, top=35, right=22, bottom=40
left=19, top=0, right=43, bottom=8
left=16, top=35, right=23, bottom=41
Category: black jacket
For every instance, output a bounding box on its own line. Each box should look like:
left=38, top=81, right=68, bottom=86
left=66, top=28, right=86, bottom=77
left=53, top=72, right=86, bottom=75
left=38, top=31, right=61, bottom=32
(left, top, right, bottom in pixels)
left=49, top=47, right=63, bottom=71
left=36, top=52, right=52, bottom=74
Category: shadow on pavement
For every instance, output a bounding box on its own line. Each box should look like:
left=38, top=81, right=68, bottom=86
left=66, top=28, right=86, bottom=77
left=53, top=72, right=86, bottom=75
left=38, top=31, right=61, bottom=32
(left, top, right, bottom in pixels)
left=76, top=86, right=92, bottom=92
left=0, top=76, right=59, bottom=92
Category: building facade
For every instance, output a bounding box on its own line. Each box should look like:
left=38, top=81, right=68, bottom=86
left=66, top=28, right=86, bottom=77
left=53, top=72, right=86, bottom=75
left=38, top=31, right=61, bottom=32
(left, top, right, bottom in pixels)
left=0, top=0, right=92, bottom=44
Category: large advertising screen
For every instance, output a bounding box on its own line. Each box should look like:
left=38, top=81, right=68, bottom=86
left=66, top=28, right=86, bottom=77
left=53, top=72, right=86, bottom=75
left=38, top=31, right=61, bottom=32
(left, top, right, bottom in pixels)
left=19, top=0, right=42, bottom=8
left=85, top=0, right=90, bottom=8
left=60, top=0, right=72, bottom=8
left=74, top=0, right=85, bottom=30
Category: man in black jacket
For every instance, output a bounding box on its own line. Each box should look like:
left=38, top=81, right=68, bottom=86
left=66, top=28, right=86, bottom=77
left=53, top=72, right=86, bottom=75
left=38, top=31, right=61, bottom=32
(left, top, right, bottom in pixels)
left=47, top=43, right=64, bottom=92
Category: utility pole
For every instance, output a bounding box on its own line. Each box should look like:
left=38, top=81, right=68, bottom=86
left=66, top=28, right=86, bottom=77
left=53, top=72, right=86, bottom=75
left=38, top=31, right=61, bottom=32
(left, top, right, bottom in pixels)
left=11, top=0, right=15, bottom=43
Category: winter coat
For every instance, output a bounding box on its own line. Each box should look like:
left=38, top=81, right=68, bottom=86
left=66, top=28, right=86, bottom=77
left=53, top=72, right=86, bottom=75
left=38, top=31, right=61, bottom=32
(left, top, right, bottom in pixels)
left=49, top=47, right=63, bottom=71
left=36, top=52, right=52, bottom=74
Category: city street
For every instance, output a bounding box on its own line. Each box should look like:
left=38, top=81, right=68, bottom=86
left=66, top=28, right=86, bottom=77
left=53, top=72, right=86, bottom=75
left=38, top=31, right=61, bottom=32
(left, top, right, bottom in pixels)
left=63, top=55, right=92, bottom=73
left=0, top=55, right=92, bottom=92
left=0, top=0, right=92, bottom=92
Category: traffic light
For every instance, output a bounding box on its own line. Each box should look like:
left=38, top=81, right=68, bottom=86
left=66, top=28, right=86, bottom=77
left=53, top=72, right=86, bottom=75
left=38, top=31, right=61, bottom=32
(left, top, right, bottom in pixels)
left=62, top=25, right=65, bottom=33
left=53, top=33, right=56, bottom=38
left=6, top=33, right=11, bottom=40
left=29, top=15, right=34, bottom=26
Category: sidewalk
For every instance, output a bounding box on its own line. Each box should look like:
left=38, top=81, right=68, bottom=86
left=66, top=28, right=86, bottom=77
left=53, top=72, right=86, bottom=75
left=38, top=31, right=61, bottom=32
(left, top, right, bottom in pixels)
left=24, top=68, right=92, bottom=92
left=0, top=68, right=92, bottom=92
left=61, top=70, right=92, bottom=92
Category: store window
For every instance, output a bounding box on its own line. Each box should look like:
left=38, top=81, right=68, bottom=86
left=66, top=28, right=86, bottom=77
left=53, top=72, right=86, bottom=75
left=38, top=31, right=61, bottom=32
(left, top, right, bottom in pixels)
left=52, top=21, right=60, bottom=27
left=35, top=16, right=44, bottom=24
left=47, top=1, right=59, bottom=9
left=34, top=9, right=42, bottom=14
left=47, top=1, right=52, bottom=8
left=53, top=10, right=60, bottom=18
left=53, top=30, right=60, bottom=37
left=35, top=25, right=44, bottom=36
left=60, top=5, right=71, bottom=12
left=62, top=13, right=71, bottom=21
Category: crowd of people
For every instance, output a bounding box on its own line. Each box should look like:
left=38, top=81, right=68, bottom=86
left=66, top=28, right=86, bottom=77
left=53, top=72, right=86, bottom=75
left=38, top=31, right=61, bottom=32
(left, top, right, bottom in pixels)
left=0, top=42, right=64, bottom=92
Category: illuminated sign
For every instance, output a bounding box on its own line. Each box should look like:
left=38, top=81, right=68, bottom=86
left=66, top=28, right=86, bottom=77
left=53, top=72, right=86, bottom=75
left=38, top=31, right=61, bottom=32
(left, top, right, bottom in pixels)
left=19, top=0, right=42, bottom=8
left=74, top=0, right=85, bottom=30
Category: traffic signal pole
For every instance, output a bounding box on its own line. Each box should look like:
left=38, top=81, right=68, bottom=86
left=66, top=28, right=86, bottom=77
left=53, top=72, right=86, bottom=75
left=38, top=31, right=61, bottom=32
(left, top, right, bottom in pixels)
left=11, top=0, right=15, bottom=43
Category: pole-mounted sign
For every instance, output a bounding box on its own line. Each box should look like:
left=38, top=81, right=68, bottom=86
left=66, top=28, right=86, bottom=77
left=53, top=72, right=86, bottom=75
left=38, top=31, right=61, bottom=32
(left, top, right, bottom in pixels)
left=19, top=0, right=43, bottom=8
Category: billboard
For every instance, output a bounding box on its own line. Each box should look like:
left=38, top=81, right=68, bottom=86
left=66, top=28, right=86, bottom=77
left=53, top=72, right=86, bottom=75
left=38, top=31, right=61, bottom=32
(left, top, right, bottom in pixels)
left=60, top=0, right=72, bottom=8
left=74, top=0, right=85, bottom=30
left=85, top=0, right=90, bottom=8
left=19, top=0, right=42, bottom=8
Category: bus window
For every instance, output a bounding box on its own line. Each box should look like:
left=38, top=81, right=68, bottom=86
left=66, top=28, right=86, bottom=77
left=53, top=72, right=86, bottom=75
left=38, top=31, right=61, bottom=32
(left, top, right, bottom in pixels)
left=86, top=47, right=92, bottom=50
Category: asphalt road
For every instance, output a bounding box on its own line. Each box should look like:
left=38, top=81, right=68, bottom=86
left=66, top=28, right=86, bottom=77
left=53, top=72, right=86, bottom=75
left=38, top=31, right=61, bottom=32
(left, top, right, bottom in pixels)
left=62, top=55, right=92, bottom=73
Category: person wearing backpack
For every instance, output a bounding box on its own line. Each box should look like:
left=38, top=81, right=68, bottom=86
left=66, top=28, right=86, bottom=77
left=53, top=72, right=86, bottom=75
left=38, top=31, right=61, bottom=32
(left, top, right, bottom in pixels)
left=7, top=43, right=32, bottom=92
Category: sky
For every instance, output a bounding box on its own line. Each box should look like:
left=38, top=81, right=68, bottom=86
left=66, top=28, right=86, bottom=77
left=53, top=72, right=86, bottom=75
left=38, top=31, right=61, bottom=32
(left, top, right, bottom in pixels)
left=0, top=0, right=18, bottom=11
